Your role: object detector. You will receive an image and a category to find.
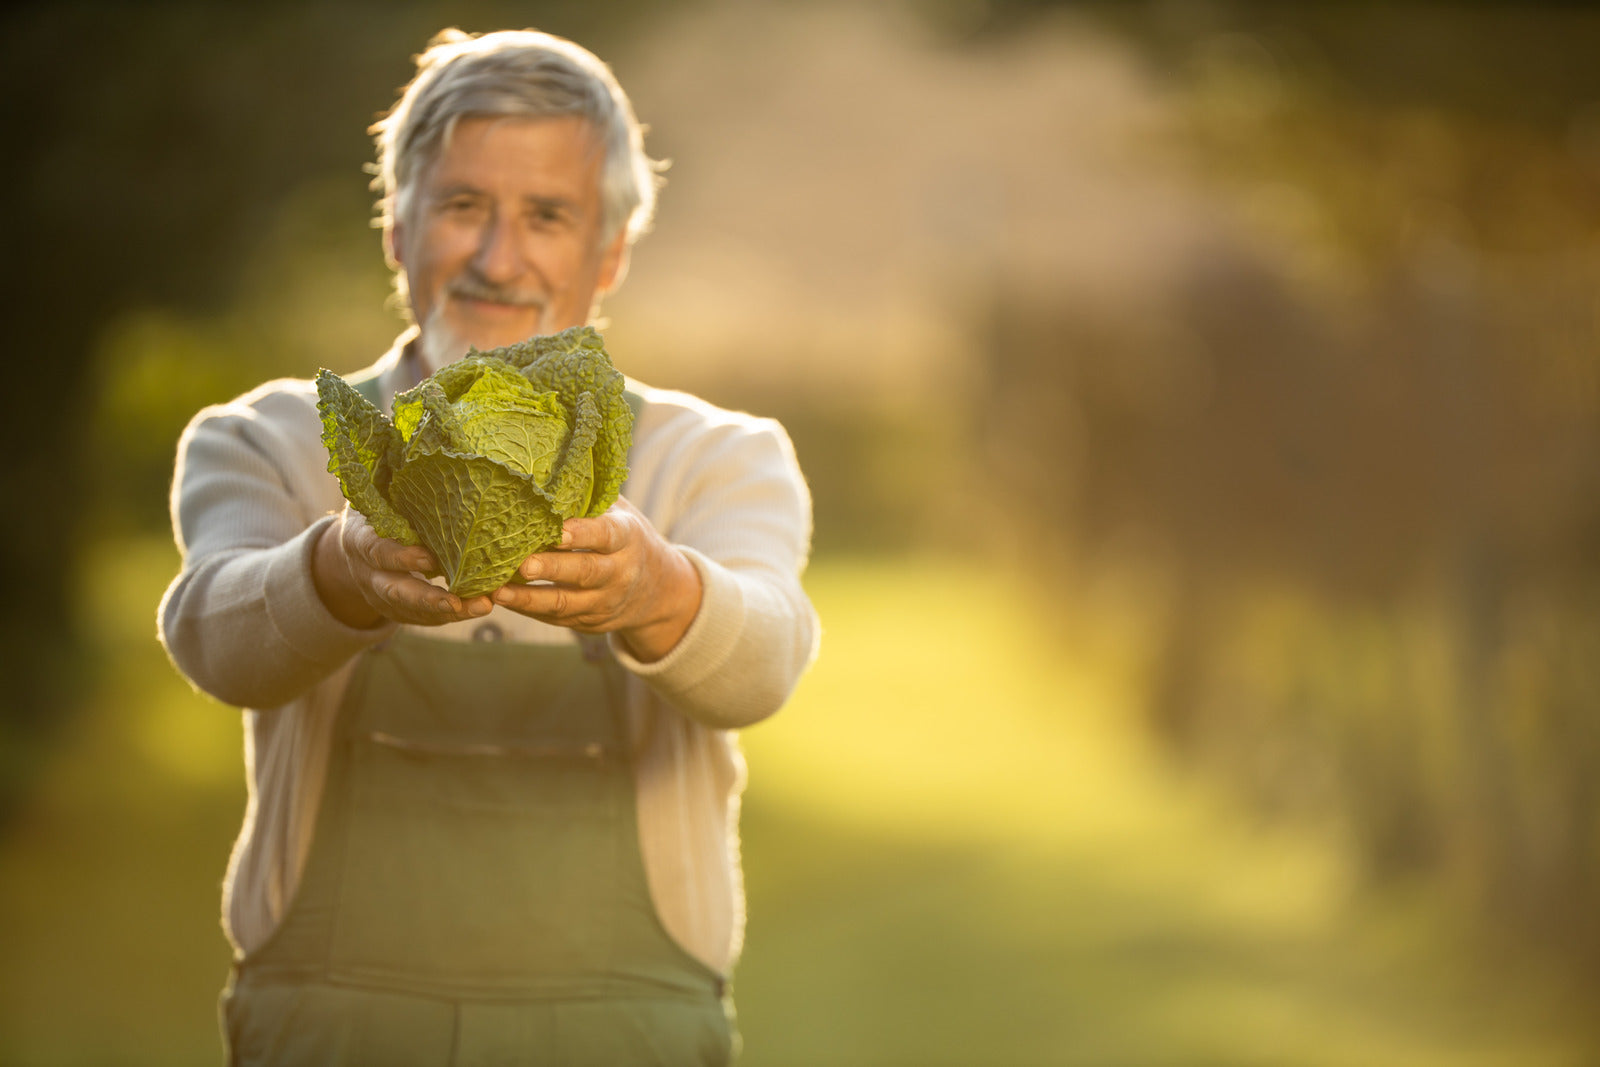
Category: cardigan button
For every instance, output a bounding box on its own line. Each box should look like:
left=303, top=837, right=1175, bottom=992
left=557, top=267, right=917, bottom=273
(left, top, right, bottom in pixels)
left=471, top=621, right=505, bottom=643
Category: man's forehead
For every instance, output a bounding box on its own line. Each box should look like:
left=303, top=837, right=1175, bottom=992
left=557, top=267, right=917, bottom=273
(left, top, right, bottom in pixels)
left=405, top=115, right=602, bottom=207
left=434, top=114, right=603, bottom=165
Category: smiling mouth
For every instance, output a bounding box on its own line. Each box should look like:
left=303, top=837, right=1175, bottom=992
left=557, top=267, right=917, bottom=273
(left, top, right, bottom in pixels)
left=447, top=274, right=544, bottom=311
left=457, top=295, right=539, bottom=313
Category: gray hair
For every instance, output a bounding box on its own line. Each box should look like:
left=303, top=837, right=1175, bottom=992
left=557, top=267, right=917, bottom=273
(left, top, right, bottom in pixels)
left=371, top=28, right=663, bottom=251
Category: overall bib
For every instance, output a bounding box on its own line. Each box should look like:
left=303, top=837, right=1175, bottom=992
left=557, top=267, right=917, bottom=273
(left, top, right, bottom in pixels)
left=221, top=630, right=734, bottom=1066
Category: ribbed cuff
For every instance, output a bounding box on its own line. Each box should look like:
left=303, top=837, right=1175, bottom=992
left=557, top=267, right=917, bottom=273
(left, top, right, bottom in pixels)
left=611, top=545, right=745, bottom=710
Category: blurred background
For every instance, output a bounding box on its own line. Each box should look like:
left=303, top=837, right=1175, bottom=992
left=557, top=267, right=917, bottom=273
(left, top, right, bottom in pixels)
left=3, top=1, right=1600, bottom=1063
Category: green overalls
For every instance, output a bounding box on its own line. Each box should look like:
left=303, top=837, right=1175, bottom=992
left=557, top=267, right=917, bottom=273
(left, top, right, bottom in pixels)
left=223, top=633, right=734, bottom=1065
left=222, top=380, right=733, bottom=1064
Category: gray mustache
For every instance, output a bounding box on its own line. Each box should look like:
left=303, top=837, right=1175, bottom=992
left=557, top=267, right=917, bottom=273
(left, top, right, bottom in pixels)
left=449, top=276, right=543, bottom=307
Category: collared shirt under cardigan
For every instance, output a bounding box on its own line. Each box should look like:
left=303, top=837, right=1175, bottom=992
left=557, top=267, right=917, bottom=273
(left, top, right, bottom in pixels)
left=158, top=330, right=819, bottom=978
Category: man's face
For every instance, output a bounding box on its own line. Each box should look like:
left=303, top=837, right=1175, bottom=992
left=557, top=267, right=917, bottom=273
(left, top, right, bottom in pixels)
left=393, top=114, right=626, bottom=368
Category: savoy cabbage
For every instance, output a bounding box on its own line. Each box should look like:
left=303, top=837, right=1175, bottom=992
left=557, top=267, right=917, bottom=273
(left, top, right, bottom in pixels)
left=316, top=326, right=633, bottom=598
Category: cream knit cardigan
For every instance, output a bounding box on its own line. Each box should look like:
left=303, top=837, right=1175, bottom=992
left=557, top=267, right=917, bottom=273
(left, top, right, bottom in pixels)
left=158, top=333, right=819, bottom=977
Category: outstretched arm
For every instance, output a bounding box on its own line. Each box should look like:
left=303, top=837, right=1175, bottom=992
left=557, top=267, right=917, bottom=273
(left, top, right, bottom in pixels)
left=491, top=407, right=819, bottom=729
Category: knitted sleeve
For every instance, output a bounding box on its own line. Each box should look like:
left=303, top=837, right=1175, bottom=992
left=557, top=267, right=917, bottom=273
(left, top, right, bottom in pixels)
left=158, top=382, right=394, bottom=709
left=611, top=398, right=820, bottom=729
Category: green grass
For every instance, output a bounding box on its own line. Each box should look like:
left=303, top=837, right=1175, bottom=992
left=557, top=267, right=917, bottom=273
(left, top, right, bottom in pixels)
left=735, top=558, right=1598, bottom=1066
left=0, top=543, right=1593, bottom=1065
left=0, top=538, right=243, bottom=1066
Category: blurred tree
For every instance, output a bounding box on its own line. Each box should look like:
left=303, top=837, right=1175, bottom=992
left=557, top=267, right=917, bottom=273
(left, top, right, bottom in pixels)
left=974, top=0, right=1600, bottom=966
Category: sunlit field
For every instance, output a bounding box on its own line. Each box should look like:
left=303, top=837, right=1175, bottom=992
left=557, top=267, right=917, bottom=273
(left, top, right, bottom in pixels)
left=735, top=560, right=1596, bottom=1066
left=0, top=540, right=1593, bottom=1065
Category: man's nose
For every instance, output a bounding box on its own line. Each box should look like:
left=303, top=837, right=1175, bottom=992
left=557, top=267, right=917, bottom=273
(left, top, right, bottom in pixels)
left=472, top=212, right=522, bottom=284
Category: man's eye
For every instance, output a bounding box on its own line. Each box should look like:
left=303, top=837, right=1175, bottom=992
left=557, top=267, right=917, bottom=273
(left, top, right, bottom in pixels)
left=442, top=197, right=482, bottom=215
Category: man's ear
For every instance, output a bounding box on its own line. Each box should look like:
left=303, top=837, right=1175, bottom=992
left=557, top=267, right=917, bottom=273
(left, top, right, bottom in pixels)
left=597, top=230, right=631, bottom=294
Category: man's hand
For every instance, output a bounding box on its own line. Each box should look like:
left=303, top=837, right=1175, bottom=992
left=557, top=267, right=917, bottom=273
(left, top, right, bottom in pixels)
left=491, top=497, right=703, bottom=663
left=312, top=505, right=494, bottom=628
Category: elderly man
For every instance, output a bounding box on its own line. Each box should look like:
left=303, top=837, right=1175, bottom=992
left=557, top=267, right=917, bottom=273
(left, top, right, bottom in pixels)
left=160, top=28, right=817, bottom=1066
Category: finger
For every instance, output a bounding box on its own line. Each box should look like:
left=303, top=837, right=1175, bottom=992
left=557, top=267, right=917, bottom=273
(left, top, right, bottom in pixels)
left=518, top=549, right=613, bottom=587
left=369, top=571, right=492, bottom=624
left=341, top=512, right=380, bottom=563
left=370, top=537, right=438, bottom=575
left=458, top=594, right=496, bottom=618
left=341, top=509, right=438, bottom=575
left=370, top=569, right=458, bottom=613
left=560, top=512, right=631, bottom=554
left=491, top=582, right=605, bottom=624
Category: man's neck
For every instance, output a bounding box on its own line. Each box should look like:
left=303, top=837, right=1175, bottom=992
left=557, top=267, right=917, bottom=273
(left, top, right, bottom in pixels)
left=401, top=337, right=429, bottom=389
